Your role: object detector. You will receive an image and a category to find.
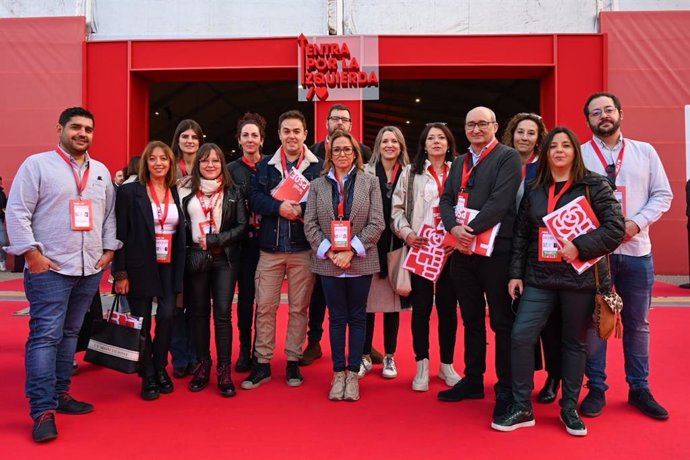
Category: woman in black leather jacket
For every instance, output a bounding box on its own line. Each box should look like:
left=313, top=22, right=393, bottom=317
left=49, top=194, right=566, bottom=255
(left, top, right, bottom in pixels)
left=182, top=143, right=248, bottom=397
left=492, top=127, right=624, bottom=436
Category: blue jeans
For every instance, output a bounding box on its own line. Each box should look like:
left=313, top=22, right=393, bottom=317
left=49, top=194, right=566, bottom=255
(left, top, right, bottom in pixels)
left=321, top=275, right=372, bottom=372
left=24, top=269, right=103, bottom=419
left=585, top=254, right=654, bottom=391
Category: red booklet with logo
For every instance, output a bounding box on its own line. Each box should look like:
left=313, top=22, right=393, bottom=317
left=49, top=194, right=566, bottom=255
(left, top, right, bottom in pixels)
left=271, top=168, right=311, bottom=202
left=402, top=223, right=449, bottom=282
left=542, top=195, right=602, bottom=274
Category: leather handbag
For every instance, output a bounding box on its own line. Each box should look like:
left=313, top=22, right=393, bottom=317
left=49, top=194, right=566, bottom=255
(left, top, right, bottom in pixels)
left=185, top=245, right=213, bottom=274
left=386, top=169, right=416, bottom=297
left=84, top=295, right=145, bottom=374
left=594, top=256, right=623, bottom=339
left=387, top=245, right=411, bottom=297
left=585, top=185, right=623, bottom=340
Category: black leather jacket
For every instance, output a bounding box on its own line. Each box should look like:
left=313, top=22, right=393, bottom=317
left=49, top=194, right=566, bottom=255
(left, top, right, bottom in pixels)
left=509, top=172, right=625, bottom=291
left=182, top=185, right=249, bottom=264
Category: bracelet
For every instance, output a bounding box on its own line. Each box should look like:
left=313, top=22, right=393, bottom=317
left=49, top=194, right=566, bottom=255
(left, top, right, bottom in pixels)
left=112, top=271, right=128, bottom=281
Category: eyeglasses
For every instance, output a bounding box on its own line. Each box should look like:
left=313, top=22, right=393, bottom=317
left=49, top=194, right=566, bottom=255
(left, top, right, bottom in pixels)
left=517, top=112, right=542, bottom=120
left=589, top=106, right=618, bottom=118
left=329, top=116, right=352, bottom=123
left=331, top=147, right=354, bottom=156
left=465, top=121, right=496, bottom=130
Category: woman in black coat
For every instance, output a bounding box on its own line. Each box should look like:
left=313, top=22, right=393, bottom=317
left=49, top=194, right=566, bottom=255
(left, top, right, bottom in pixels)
left=113, top=141, right=186, bottom=401
left=182, top=143, right=248, bottom=397
left=492, top=127, right=625, bottom=436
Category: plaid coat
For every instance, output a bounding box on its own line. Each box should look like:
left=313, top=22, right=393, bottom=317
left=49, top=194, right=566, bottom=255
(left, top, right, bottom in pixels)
left=304, top=170, right=384, bottom=277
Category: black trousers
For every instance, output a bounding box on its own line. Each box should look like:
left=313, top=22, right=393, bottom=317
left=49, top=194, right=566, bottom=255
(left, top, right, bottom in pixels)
left=450, top=251, right=514, bottom=394
left=540, top=307, right=562, bottom=378
left=363, top=312, right=399, bottom=355
left=410, top=263, right=458, bottom=364
left=511, top=286, right=593, bottom=409
left=236, top=237, right=260, bottom=348
left=306, top=274, right=327, bottom=343
left=128, top=263, right=177, bottom=378
left=185, top=253, right=237, bottom=366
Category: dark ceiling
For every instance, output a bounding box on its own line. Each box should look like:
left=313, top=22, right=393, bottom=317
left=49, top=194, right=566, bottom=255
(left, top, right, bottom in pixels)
left=149, top=78, right=539, bottom=161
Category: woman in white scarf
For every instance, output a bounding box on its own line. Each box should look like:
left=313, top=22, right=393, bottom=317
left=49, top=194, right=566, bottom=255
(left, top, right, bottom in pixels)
left=181, top=143, right=249, bottom=397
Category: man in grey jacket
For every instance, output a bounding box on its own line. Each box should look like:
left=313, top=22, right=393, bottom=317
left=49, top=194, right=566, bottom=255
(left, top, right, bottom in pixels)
left=6, top=107, right=120, bottom=443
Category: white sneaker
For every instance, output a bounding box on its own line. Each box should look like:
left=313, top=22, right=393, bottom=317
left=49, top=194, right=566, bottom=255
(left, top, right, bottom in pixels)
left=357, top=355, right=373, bottom=379
left=329, top=371, right=346, bottom=401
left=412, top=358, right=429, bottom=391
left=382, top=355, right=398, bottom=379
left=0, top=261, right=6, bottom=271
left=439, top=363, right=462, bottom=386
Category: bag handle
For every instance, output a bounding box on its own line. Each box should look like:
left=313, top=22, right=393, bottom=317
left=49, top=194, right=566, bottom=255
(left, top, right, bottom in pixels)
left=585, top=185, right=611, bottom=293
left=106, top=294, right=122, bottom=322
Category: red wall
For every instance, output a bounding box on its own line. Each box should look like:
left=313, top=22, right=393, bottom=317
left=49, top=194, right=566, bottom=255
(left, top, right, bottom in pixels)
left=0, top=17, right=85, bottom=191
left=601, top=11, right=690, bottom=274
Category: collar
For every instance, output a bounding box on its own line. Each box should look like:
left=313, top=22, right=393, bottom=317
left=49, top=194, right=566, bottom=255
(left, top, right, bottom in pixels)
left=593, top=133, right=624, bottom=153
left=423, top=158, right=452, bottom=172
left=468, top=137, right=497, bottom=158
left=327, top=165, right=357, bottom=183
left=268, top=145, right=319, bottom=168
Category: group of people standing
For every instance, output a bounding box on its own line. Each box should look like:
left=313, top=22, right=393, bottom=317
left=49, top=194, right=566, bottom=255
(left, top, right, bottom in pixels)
left=6, top=91, right=672, bottom=443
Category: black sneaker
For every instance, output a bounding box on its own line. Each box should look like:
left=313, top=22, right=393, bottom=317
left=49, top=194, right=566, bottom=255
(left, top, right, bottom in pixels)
left=491, top=404, right=535, bottom=432
left=628, top=389, right=669, bottom=420
left=56, top=393, right=94, bottom=415
left=580, top=387, right=605, bottom=417
left=240, top=362, right=271, bottom=390
left=437, top=379, right=484, bottom=402
left=32, top=411, right=58, bottom=443
left=560, top=407, right=587, bottom=436
left=286, top=361, right=304, bottom=387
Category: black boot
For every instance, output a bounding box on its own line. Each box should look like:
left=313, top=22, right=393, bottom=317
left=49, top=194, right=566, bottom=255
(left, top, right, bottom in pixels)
left=189, top=360, right=212, bottom=392
left=235, top=329, right=253, bottom=373
left=218, top=364, right=236, bottom=397
left=536, top=376, right=560, bottom=404
left=141, top=376, right=160, bottom=401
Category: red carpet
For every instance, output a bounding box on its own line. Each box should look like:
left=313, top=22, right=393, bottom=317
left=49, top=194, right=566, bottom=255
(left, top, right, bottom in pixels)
left=1, top=295, right=688, bottom=458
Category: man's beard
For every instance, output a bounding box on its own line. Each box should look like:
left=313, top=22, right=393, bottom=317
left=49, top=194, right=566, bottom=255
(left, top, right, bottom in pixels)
left=590, top=118, right=621, bottom=137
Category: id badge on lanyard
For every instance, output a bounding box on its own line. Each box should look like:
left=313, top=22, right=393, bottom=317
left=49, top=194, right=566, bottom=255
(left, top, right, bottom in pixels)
left=331, top=220, right=352, bottom=251
left=70, top=198, right=94, bottom=231
left=538, top=228, right=562, bottom=262
left=614, top=186, right=627, bottom=216
left=155, top=233, right=173, bottom=263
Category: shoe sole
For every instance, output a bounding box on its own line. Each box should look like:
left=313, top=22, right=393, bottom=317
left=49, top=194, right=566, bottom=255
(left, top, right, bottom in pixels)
left=141, top=392, right=160, bottom=401
left=580, top=407, right=603, bottom=417
left=240, top=376, right=271, bottom=390
left=188, top=383, right=208, bottom=392
left=412, top=383, right=429, bottom=392
left=490, top=419, right=535, bottom=432
left=33, top=432, right=58, bottom=443
left=628, top=400, right=670, bottom=420
left=298, top=353, right=323, bottom=366
left=382, top=372, right=397, bottom=379
left=286, top=379, right=304, bottom=387
left=56, top=407, right=94, bottom=415
left=438, top=393, right=484, bottom=402
left=560, top=416, right=587, bottom=436
left=158, top=386, right=174, bottom=394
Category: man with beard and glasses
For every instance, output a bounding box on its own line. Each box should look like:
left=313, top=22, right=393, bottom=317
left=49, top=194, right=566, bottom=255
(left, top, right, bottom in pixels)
left=579, top=92, right=672, bottom=420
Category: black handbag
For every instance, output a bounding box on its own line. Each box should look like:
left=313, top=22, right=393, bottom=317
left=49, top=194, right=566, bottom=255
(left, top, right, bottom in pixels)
left=84, top=295, right=145, bottom=374
left=185, top=245, right=213, bottom=274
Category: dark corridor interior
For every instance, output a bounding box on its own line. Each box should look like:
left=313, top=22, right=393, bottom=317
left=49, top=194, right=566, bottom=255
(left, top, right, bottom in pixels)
left=149, top=78, right=540, bottom=161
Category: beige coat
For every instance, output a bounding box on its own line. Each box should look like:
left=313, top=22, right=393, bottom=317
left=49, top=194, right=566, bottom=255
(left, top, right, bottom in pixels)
left=391, top=160, right=453, bottom=241
left=363, top=163, right=402, bottom=313
left=304, top=170, right=384, bottom=277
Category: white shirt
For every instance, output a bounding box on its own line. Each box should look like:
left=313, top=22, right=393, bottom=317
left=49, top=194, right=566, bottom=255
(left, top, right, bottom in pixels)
left=581, top=134, right=673, bottom=256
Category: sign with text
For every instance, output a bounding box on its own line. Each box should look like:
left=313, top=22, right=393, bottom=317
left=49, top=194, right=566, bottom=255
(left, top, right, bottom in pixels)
left=297, top=34, right=379, bottom=102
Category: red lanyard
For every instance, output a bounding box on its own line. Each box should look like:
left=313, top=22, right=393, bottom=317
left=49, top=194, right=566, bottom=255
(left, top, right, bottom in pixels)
left=56, top=147, right=90, bottom=196
left=521, top=154, right=537, bottom=179
left=461, top=139, right=498, bottom=190
left=336, top=175, right=346, bottom=219
left=196, top=186, right=222, bottom=227
left=148, top=181, right=171, bottom=231
left=280, top=146, right=304, bottom=177
left=590, top=138, right=626, bottom=178
left=242, top=155, right=257, bottom=171
left=428, top=163, right=449, bottom=197
left=547, top=180, right=572, bottom=213
left=387, top=163, right=401, bottom=186
left=178, top=159, right=190, bottom=177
